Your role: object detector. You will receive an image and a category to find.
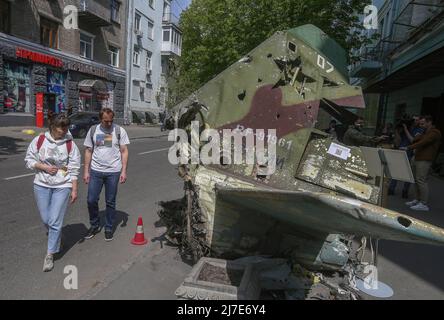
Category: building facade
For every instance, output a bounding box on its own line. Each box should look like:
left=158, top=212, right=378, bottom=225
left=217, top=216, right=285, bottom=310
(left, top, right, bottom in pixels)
left=350, top=0, right=444, bottom=138
left=125, top=0, right=181, bottom=123
left=0, top=0, right=128, bottom=126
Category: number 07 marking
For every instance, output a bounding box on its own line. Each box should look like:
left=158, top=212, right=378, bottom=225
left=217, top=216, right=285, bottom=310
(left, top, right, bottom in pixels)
left=317, top=54, right=334, bottom=73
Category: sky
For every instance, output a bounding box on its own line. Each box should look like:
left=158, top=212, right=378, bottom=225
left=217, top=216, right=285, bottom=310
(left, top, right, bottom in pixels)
left=171, top=0, right=192, bottom=16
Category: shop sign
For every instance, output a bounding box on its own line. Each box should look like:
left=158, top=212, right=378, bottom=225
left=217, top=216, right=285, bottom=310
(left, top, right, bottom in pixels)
left=67, top=61, right=108, bottom=78
left=36, top=92, right=44, bottom=128
left=16, top=48, right=63, bottom=68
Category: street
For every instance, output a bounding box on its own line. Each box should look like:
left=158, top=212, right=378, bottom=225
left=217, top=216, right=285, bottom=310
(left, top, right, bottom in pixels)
left=0, top=126, right=443, bottom=300
left=0, top=126, right=192, bottom=299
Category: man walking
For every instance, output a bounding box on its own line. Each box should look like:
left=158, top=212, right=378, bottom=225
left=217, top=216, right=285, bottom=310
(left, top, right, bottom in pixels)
left=406, top=115, right=442, bottom=211
left=83, top=108, right=130, bottom=240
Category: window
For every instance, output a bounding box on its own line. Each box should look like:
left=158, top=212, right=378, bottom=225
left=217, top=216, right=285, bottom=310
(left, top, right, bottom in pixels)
left=80, top=32, right=93, bottom=59
left=379, top=18, right=385, bottom=37
left=163, top=29, right=170, bottom=41
left=148, top=20, right=154, bottom=39
left=109, top=45, right=119, bottom=67
left=145, top=83, right=153, bottom=103
left=111, top=0, right=120, bottom=23
left=0, top=0, right=10, bottom=33
left=149, top=0, right=154, bottom=9
left=161, top=57, right=168, bottom=74
left=40, top=17, right=59, bottom=49
left=163, top=3, right=171, bottom=21
left=133, top=48, right=140, bottom=66
left=3, top=61, right=31, bottom=113
left=135, top=13, right=141, bottom=31
left=146, top=51, right=152, bottom=71
left=132, top=80, right=139, bottom=100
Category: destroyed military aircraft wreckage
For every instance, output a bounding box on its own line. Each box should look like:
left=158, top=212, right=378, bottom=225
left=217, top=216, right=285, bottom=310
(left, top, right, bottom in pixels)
left=158, top=24, right=444, bottom=299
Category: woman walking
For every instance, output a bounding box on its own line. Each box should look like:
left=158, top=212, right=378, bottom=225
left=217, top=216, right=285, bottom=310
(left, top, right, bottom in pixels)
left=25, top=114, right=81, bottom=272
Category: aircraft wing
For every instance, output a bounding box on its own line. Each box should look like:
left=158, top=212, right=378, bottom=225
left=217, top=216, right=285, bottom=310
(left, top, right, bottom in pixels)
left=214, top=186, right=444, bottom=246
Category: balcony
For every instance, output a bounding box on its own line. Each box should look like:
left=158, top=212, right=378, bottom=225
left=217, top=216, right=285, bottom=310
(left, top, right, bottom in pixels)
left=162, top=12, right=180, bottom=27
left=162, top=41, right=181, bottom=56
left=350, top=45, right=384, bottom=78
left=134, top=29, right=144, bottom=38
left=390, top=0, right=444, bottom=55
left=160, top=74, right=167, bottom=87
left=77, top=0, right=112, bottom=27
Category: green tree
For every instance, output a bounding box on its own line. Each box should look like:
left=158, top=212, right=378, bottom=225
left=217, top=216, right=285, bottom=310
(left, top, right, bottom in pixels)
left=173, top=0, right=373, bottom=105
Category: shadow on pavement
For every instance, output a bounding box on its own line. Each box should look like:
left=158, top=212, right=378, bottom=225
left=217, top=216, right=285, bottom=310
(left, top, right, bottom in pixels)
left=0, top=136, right=27, bottom=158
left=154, top=198, right=197, bottom=267
left=379, top=240, right=444, bottom=293
left=55, top=223, right=89, bottom=261
left=54, top=211, right=129, bottom=261
left=379, top=177, right=444, bottom=293
left=112, top=210, right=129, bottom=232
left=94, top=210, right=129, bottom=233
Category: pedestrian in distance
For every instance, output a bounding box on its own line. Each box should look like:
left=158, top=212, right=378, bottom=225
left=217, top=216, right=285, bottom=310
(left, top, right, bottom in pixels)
left=25, top=113, right=81, bottom=272
left=83, top=108, right=130, bottom=241
left=66, top=103, right=73, bottom=117
left=405, top=115, right=442, bottom=211
left=324, top=119, right=338, bottom=140
left=388, top=115, right=424, bottom=198
left=343, top=117, right=388, bottom=147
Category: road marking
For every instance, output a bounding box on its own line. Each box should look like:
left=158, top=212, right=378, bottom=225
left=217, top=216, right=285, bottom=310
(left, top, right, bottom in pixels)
left=4, top=164, right=84, bottom=181
left=4, top=173, right=35, bottom=180
left=138, top=147, right=170, bottom=155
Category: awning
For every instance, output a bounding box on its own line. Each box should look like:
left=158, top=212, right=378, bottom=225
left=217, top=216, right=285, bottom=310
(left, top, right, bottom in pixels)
left=365, top=45, right=444, bottom=93
left=78, top=79, right=107, bottom=93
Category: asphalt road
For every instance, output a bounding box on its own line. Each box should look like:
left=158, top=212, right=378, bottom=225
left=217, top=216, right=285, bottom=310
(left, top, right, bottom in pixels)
left=0, top=133, right=192, bottom=299
left=0, top=129, right=443, bottom=299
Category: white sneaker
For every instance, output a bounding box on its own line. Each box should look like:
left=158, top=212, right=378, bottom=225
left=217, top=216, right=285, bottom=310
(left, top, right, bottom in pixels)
left=405, top=199, right=419, bottom=207
left=43, top=254, right=54, bottom=272
left=410, top=202, right=430, bottom=212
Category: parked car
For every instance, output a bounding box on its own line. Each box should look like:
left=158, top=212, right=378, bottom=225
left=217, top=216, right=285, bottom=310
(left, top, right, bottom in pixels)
left=145, top=111, right=159, bottom=124
left=68, top=112, right=100, bottom=138
left=131, top=111, right=146, bottom=125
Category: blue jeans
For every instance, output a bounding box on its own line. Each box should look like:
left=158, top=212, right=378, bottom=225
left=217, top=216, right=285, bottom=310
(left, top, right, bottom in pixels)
left=388, top=179, right=411, bottom=194
left=87, top=170, right=120, bottom=232
left=34, top=185, right=71, bottom=254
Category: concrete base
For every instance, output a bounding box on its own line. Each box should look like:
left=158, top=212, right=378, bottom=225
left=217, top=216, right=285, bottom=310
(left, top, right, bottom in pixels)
left=175, top=257, right=261, bottom=300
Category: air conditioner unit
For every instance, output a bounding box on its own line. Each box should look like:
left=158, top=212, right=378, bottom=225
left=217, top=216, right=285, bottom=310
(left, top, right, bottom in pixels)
left=134, top=29, right=144, bottom=38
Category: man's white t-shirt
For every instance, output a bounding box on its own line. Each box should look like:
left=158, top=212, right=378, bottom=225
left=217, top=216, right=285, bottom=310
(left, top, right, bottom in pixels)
left=84, top=124, right=130, bottom=173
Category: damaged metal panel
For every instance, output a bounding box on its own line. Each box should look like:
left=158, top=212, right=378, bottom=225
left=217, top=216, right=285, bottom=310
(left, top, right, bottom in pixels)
left=162, top=24, right=444, bottom=277
left=296, top=132, right=380, bottom=204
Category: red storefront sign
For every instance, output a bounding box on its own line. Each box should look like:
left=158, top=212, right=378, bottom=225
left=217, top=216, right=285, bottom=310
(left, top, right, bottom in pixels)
left=16, top=48, right=63, bottom=68
left=36, top=93, right=44, bottom=128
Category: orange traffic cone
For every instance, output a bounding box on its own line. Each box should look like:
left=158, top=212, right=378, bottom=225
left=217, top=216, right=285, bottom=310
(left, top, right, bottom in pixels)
left=131, top=217, right=148, bottom=245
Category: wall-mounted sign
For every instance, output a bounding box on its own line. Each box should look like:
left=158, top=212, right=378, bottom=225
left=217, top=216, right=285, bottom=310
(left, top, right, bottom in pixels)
left=67, top=61, right=108, bottom=78
left=16, top=48, right=63, bottom=68
left=36, top=92, right=44, bottom=128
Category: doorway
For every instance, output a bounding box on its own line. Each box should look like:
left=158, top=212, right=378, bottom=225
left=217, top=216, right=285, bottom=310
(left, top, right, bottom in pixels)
left=44, top=93, right=56, bottom=116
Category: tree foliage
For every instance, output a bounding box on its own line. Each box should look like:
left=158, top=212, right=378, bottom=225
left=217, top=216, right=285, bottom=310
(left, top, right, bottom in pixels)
left=169, top=0, right=373, bottom=106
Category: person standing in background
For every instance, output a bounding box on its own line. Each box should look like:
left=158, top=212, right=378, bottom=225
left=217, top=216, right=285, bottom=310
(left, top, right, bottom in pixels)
left=405, top=115, right=442, bottom=211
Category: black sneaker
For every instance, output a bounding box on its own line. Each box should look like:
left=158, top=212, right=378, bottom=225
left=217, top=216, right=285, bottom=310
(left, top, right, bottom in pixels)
left=84, top=227, right=100, bottom=240
left=105, top=231, right=114, bottom=242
